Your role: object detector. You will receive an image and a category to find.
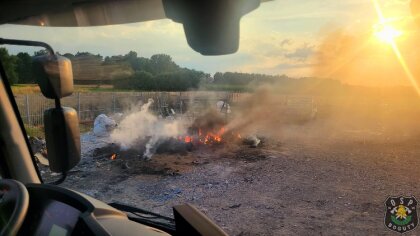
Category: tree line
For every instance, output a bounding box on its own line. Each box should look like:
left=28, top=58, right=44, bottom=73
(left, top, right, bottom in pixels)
left=0, top=47, right=308, bottom=92
left=106, top=51, right=207, bottom=91
left=0, top=48, right=34, bottom=84
left=0, top=48, right=209, bottom=91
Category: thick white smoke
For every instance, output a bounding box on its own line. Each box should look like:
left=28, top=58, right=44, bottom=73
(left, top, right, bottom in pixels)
left=110, top=99, right=186, bottom=159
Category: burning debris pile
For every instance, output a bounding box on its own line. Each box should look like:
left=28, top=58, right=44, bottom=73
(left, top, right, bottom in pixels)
left=109, top=99, right=186, bottom=159
left=91, top=98, right=261, bottom=161
left=183, top=110, right=236, bottom=145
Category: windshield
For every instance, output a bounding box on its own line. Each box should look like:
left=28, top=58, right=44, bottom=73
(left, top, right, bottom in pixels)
left=2, top=0, right=420, bottom=235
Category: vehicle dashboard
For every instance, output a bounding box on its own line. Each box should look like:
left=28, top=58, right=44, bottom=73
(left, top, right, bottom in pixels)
left=17, top=183, right=169, bottom=236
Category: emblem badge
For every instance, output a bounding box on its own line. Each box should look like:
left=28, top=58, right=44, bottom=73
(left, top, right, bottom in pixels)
left=385, top=196, right=418, bottom=233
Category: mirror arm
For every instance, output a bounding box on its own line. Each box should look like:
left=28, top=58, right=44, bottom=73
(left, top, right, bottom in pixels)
left=0, top=38, right=65, bottom=111
left=0, top=38, right=55, bottom=55
left=54, top=98, right=61, bottom=108
left=0, top=38, right=79, bottom=177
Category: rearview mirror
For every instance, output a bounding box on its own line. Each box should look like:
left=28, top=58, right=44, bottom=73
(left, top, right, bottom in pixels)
left=44, top=107, right=81, bottom=173
left=163, top=0, right=260, bottom=55
left=33, top=55, right=74, bottom=99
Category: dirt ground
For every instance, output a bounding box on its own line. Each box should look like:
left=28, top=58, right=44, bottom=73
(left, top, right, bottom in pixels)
left=38, top=128, right=420, bottom=236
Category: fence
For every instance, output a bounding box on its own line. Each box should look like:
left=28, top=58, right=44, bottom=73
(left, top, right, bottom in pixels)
left=15, top=91, right=316, bottom=137
left=15, top=91, right=245, bottom=137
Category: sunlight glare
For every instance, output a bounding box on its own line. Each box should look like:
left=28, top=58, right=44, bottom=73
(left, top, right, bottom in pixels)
left=374, top=24, right=402, bottom=43
left=372, top=0, right=420, bottom=97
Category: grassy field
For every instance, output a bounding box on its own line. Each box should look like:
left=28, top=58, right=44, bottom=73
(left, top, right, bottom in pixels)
left=11, top=84, right=42, bottom=94
left=25, top=122, right=93, bottom=138
left=11, top=84, right=118, bottom=95
left=12, top=83, right=248, bottom=94
left=200, top=83, right=250, bottom=92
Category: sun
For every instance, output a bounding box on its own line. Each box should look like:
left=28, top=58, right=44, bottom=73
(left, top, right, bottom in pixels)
left=374, top=24, right=402, bottom=43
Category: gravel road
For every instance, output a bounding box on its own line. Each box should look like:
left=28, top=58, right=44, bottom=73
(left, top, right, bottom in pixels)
left=36, top=131, right=420, bottom=235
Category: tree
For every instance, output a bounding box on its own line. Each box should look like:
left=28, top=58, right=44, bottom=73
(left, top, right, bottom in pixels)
left=33, top=49, right=48, bottom=56
left=0, top=48, right=18, bottom=84
left=122, top=51, right=138, bottom=70
left=131, top=57, right=152, bottom=73
left=150, top=54, right=179, bottom=74
left=134, top=71, right=156, bottom=90
left=213, top=72, right=223, bottom=83
left=122, top=51, right=149, bottom=71
left=113, top=71, right=155, bottom=90
left=62, top=53, right=75, bottom=60
left=16, top=52, right=33, bottom=83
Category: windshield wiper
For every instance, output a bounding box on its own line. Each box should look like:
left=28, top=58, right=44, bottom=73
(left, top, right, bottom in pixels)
left=108, top=202, right=176, bottom=234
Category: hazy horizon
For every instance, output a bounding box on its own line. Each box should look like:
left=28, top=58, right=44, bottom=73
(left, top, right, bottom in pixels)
left=1, top=0, right=419, bottom=88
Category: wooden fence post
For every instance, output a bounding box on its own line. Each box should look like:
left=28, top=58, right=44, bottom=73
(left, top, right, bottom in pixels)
left=77, top=92, right=81, bottom=120
left=25, top=94, right=30, bottom=125
left=112, top=93, right=116, bottom=113
left=179, top=92, right=183, bottom=114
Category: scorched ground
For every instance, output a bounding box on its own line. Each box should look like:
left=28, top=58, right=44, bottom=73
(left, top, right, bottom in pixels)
left=35, top=123, right=420, bottom=236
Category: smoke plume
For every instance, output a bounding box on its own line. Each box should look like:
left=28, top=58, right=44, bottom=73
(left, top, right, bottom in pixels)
left=110, top=99, right=186, bottom=159
left=313, top=27, right=420, bottom=87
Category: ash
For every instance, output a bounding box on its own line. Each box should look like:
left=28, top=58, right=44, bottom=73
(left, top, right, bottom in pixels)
left=34, top=128, right=420, bottom=235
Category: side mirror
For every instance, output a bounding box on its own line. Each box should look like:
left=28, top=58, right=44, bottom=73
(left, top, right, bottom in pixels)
left=0, top=38, right=81, bottom=176
left=163, top=0, right=260, bottom=55
left=44, top=107, right=81, bottom=173
left=33, top=54, right=81, bottom=173
left=33, top=55, right=73, bottom=99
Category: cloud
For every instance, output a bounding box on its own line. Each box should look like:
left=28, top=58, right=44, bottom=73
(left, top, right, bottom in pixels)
left=229, top=33, right=316, bottom=76
left=285, top=43, right=315, bottom=61
left=280, top=39, right=292, bottom=46
left=0, top=0, right=412, bottom=78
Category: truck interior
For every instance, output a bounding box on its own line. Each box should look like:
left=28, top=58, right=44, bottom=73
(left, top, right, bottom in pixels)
left=4, top=0, right=420, bottom=235
left=0, top=0, right=267, bottom=235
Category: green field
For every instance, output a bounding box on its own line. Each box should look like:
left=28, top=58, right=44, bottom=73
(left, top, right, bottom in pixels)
left=12, top=83, right=249, bottom=94
left=24, top=123, right=93, bottom=138
left=11, top=84, right=119, bottom=95
left=200, top=83, right=250, bottom=92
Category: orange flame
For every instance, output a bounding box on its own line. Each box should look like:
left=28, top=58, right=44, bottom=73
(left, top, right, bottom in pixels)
left=111, top=153, right=117, bottom=160
left=199, top=127, right=225, bottom=144
left=181, top=127, right=233, bottom=145
left=185, top=136, right=193, bottom=143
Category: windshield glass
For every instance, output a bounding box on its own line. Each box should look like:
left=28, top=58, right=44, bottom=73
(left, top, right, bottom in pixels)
left=2, top=1, right=420, bottom=234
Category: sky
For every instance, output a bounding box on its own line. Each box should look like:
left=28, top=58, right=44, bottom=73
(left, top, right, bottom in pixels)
left=0, top=0, right=418, bottom=86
